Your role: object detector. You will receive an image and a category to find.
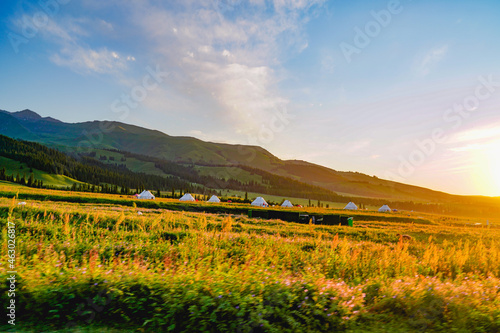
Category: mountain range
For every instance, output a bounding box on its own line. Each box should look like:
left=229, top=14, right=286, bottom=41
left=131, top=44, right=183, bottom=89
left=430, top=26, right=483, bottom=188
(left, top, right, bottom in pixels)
left=0, top=108, right=496, bottom=208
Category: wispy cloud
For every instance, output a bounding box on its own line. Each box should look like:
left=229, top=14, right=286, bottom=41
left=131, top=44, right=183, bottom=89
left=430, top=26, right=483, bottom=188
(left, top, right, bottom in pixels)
left=449, top=143, right=488, bottom=152
left=413, top=45, right=449, bottom=76
left=50, top=46, right=131, bottom=75
left=12, top=14, right=132, bottom=75
left=130, top=0, right=325, bottom=136
left=8, top=0, right=325, bottom=138
left=449, top=122, right=500, bottom=144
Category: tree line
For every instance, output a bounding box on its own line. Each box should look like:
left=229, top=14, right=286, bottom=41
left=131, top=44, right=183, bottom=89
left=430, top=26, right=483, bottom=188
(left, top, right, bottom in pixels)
left=0, top=135, right=200, bottom=194
left=2, top=135, right=499, bottom=216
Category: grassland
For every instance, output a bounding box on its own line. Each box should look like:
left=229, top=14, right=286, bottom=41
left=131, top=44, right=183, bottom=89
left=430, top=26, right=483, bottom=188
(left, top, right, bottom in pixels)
left=219, top=189, right=380, bottom=210
left=0, top=156, right=86, bottom=188
left=91, top=149, right=172, bottom=178
left=0, top=183, right=499, bottom=332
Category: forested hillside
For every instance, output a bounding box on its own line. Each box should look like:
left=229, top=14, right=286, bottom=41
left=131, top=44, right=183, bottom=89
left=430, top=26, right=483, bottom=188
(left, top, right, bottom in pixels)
left=2, top=135, right=500, bottom=217
left=0, top=135, right=196, bottom=194
left=0, top=135, right=345, bottom=200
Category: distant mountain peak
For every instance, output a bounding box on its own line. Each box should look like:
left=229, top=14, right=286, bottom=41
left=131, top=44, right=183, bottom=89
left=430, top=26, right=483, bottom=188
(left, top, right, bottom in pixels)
left=13, top=109, right=42, bottom=120
left=7, top=109, right=61, bottom=123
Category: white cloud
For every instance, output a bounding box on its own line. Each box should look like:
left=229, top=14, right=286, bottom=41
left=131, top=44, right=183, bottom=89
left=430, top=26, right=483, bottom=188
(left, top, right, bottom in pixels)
left=449, top=143, right=487, bottom=152
left=413, top=45, right=449, bottom=76
left=450, top=123, right=500, bottom=144
left=12, top=13, right=130, bottom=76
left=51, top=46, right=128, bottom=75
left=11, top=0, right=325, bottom=138
left=131, top=0, right=324, bottom=135
left=447, top=123, right=500, bottom=156
left=273, top=0, right=325, bottom=11
left=97, top=18, right=114, bottom=32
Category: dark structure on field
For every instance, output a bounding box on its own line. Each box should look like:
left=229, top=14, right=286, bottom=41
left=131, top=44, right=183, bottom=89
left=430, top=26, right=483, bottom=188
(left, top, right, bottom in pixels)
left=248, top=209, right=354, bottom=226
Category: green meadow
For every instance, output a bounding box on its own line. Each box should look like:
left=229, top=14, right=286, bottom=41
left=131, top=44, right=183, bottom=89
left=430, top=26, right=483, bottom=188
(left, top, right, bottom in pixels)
left=0, top=183, right=499, bottom=332
left=0, top=156, right=85, bottom=188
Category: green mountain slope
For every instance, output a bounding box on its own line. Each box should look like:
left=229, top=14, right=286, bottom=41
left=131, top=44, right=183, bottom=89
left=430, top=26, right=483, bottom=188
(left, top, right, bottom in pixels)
left=265, top=160, right=454, bottom=202
left=0, top=109, right=487, bottom=203
left=0, top=110, right=279, bottom=167
left=0, top=156, right=85, bottom=187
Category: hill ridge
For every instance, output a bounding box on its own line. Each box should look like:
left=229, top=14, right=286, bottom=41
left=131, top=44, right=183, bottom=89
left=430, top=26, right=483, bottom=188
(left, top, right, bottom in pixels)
left=0, top=108, right=489, bottom=202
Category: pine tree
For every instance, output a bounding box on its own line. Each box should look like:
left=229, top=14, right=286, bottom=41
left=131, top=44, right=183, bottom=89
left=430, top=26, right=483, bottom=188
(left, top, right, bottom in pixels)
left=28, top=173, right=34, bottom=187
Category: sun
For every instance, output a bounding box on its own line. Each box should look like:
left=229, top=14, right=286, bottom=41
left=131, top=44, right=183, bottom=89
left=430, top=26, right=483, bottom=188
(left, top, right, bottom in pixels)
left=468, top=141, right=500, bottom=196
left=485, top=143, right=500, bottom=196
left=491, top=162, right=500, bottom=195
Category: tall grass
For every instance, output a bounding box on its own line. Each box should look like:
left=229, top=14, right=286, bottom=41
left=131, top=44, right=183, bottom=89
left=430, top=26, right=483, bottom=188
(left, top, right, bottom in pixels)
left=0, top=196, right=499, bottom=332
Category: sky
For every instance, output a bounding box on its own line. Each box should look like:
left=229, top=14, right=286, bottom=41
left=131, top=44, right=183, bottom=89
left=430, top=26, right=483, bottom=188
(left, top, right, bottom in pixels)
left=1, top=0, right=500, bottom=196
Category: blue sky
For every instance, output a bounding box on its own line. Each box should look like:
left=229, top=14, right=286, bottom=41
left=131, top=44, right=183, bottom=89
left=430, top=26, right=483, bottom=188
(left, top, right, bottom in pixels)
left=1, top=0, right=500, bottom=196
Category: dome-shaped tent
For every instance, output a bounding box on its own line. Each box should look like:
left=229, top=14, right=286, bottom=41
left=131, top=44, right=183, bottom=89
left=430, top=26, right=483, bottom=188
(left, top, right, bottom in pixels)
left=343, top=202, right=358, bottom=210
left=281, top=200, right=293, bottom=208
left=207, top=195, right=220, bottom=203
left=251, top=197, right=268, bottom=207
left=137, top=190, right=155, bottom=200
left=378, top=204, right=391, bottom=212
left=179, top=193, right=195, bottom=201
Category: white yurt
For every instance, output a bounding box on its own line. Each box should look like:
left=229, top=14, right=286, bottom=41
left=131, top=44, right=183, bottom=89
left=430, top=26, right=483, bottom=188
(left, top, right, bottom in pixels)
left=179, top=193, right=195, bottom=201
left=343, top=202, right=358, bottom=210
left=281, top=200, right=293, bottom=208
left=378, top=204, right=391, bottom=213
left=207, top=195, right=221, bottom=203
left=137, top=190, right=155, bottom=200
left=251, top=197, right=269, bottom=207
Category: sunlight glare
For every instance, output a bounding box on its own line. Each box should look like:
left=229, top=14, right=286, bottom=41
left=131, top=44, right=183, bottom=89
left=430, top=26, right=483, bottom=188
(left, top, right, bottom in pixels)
left=486, top=142, right=500, bottom=196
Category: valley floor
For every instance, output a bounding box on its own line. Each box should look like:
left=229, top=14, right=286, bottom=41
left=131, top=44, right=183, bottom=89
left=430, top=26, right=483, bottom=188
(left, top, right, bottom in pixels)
left=0, top=184, right=499, bottom=332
